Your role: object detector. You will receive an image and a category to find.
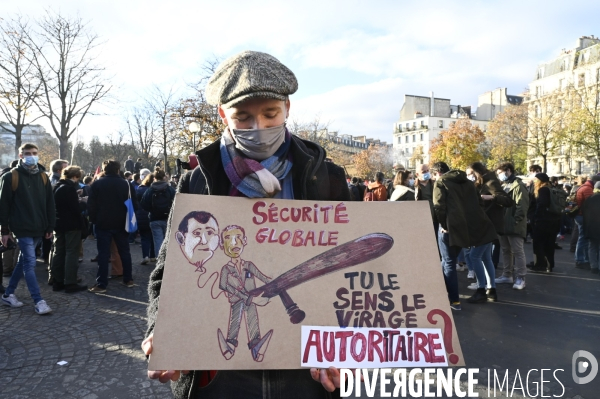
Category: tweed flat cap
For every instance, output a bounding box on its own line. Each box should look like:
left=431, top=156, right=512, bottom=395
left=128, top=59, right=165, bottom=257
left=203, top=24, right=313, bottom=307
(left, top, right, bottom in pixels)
left=206, top=51, right=298, bottom=108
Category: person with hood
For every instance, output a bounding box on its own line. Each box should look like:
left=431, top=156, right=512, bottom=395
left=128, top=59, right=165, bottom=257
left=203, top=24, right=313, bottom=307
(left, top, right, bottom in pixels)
left=465, top=162, right=514, bottom=298
left=495, top=163, right=530, bottom=287
left=389, top=170, right=415, bottom=201
left=432, top=162, right=498, bottom=310
left=141, top=168, right=175, bottom=255
left=531, top=173, right=561, bottom=273
left=142, top=50, right=351, bottom=398
left=50, top=166, right=88, bottom=293
left=364, top=171, right=387, bottom=201
left=583, top=181, right=600, bottom=274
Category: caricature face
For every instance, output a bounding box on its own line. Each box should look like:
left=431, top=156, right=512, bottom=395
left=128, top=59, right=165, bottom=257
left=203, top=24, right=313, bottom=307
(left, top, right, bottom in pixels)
left=178, top=217, right=220, bottom=269
left=222, top=228, right=247, bottom=259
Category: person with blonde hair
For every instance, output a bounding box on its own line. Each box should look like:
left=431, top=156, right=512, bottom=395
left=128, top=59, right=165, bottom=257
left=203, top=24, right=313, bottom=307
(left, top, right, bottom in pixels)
left=51, top=165, right=88, bottom=293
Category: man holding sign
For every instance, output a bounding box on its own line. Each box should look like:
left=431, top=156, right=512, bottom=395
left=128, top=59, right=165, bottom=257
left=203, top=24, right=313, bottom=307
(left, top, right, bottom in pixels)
left=142, top=51, right=350, bottom=397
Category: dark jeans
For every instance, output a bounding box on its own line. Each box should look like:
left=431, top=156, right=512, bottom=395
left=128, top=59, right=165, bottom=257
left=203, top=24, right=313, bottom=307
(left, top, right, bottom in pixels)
left=491, top=238, right=500, bottom=268
left=51, top=230, right=81, bottom=285
left=437, top=228, right=460, bottom=303
left=139, top=227, right=155, bottom=259
left=533, top=220, right=560, bottom=270
left=95, top=228, right=132, bottom=288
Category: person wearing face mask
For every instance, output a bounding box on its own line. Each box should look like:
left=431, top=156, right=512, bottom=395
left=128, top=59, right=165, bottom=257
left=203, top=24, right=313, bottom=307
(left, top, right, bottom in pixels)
left=495, top=163, right=530, bottom=286
left=432, top=162, right=498, bottom=310
left=414, top=163, right=438, bottom=235
left=464, top=162, right=514, bottom=301
left=390, top=170, right=415, bottom=201
left=0, top=143, right=55, bottom=315
left=143, top=51, right=350, bottom=398
left=50, top=166, right=88, bottom=293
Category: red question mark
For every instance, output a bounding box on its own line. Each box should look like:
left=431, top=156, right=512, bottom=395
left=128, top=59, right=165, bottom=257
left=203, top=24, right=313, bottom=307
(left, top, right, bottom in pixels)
left=427, top=309, right=459, bottom=365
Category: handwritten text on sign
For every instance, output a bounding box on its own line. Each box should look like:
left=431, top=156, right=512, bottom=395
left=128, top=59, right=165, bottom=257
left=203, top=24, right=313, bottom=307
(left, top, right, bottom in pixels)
left=300, top=326, right=448, bottom=368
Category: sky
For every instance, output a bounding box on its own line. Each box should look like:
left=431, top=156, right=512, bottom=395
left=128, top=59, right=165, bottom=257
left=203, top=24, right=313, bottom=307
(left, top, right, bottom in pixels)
left=4, top=0, right=600, bottom=145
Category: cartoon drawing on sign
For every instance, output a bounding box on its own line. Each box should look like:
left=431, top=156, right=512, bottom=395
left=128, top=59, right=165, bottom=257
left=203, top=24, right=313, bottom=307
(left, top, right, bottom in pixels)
left=175, top=209, right=396, bottom=363
left=217, top=225, right=273, bottom=362
left=175, top=211, right=222, bottom=297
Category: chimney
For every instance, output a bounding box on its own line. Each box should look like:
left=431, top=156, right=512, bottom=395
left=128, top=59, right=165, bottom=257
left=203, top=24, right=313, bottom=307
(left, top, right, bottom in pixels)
left=430, top=91, right=435, bottom=117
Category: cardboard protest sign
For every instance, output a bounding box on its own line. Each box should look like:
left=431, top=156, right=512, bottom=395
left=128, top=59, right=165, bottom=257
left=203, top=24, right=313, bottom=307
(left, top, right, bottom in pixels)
left=149, top=194, right=464, bottom=370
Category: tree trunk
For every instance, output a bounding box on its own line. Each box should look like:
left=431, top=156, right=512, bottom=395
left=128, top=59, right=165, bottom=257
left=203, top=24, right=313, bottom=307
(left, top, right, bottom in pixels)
left=542, top=155, right=547, bottom=173
left=13, top=126, right=23, bottom=159
left=59, top=137, right=69, bottom=160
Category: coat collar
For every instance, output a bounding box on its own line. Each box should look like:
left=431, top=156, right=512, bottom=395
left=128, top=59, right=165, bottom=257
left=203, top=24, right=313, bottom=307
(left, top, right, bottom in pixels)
left=194, top=135, right=325, bottom=199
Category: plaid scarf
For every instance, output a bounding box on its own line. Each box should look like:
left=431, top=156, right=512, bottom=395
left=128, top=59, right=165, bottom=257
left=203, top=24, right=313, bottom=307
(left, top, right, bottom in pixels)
left=220, top=127, right=293, bottom=198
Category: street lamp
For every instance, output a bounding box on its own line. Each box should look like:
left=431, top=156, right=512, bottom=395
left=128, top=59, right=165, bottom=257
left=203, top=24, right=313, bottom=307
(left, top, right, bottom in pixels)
left=188, top=121, right=201, bottom=151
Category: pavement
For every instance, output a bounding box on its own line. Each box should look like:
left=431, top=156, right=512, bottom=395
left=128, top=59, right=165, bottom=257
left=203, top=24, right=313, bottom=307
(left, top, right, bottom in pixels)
left=1, top=235, right=599, bottom=398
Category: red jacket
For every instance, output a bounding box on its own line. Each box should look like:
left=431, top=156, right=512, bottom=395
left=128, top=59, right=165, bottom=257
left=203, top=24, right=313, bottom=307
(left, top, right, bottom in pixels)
left=365, top=182, right=388, bottom=201
left=576, top=180, right=594, bottom=215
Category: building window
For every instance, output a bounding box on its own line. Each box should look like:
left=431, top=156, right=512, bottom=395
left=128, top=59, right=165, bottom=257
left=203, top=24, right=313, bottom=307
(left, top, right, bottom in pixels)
left=412, top=122, right=416, bottom=129
left=420, top=133, right=423, bottom=141
left=559, top=79, right=564, bottom=91
left=405, top=136, right=409, bottom=143
left=578, top=73, right=585, bottom=87
left=577, top=161, right=583, bottom=175
left=420, top=120, right=425, bottom=127
left=559, top=163, right=563, bottom=173
left=535, top=86, right=540, bottom=97
left=397, top=136, right=401, bottom=144
left=535, top=105, right=540, bottom=118
left=438, top=120, right=443, bottom=128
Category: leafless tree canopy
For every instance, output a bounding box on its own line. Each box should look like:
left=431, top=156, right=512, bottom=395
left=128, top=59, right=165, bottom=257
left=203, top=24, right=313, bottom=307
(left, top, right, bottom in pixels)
left=25, top=10, right=111, bottom=158
left=0, top=15, right=42, bottom=157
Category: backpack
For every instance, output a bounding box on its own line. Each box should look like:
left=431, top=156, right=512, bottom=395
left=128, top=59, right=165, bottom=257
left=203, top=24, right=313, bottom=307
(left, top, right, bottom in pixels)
left=548, top=187, right=567, bottom=216
left=10, top=169, right=48, bottom=191
left=151, top=187, right=173, bottom=217
left=363, top=187, right=375, bottom=202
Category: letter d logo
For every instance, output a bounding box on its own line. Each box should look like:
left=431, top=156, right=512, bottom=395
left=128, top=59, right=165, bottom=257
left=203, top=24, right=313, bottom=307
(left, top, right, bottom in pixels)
left=572, top=350, right=598, bottom=384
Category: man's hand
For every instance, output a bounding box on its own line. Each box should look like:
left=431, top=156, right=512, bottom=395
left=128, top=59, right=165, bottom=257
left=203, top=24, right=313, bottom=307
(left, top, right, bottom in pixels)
left=481, top=194, right=494, bottom=201
left=44, top=232, right=52, bottom=240
left=1, top=235, right=10, bottom=247
left=310, top=367, right=341, bottom=392
left=142, top=334, right=189, bottom=383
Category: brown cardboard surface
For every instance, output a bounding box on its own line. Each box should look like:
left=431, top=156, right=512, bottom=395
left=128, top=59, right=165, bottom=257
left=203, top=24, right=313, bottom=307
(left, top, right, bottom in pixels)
left=149, top=194, right=464, bottom=370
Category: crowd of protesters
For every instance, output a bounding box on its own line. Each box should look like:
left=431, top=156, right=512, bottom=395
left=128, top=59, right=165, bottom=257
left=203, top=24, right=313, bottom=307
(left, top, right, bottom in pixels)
left=1, top=50, right=600, bottom=398
left=347, top=161, right=600, bottom=309
left=0, top=146, right=177, bottom=311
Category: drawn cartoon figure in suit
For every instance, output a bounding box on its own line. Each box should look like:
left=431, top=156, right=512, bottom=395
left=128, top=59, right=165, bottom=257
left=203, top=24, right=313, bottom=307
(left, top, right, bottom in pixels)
left=217, top=225, right=273, bottom=362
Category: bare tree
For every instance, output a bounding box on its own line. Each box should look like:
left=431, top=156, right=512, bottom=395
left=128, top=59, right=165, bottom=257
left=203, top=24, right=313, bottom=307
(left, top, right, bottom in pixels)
left=0, top=15, right=42, bottom=157
left=146, top=85, right=177, bottom=173
left=126, top=106, right=156, bottom=161
left=25, top=11, right=111, bottom=158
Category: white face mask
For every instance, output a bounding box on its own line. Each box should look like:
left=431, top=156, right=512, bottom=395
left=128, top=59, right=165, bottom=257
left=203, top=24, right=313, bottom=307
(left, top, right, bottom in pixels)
left=468, top=175, right=476, bottom=182
left=230, top=124, right=286, bottom=161
left=408, top=179, right=415, bottom=187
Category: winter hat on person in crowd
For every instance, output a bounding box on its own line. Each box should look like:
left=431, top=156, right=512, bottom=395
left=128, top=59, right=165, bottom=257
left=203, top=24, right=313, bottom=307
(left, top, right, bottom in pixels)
left=140, top=168, right=151, bottom=180
left=206, top=51, right=298, bottom=108
left=535, top=173, right=550, bottom=183
left=595, top=181, right=600, bottom=190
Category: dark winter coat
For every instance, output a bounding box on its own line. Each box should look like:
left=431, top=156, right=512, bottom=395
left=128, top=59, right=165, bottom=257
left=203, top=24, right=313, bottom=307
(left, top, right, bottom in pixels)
left=476, top=171, right=514, bottom=235
left=54, top=179, right=85, bottom=232
left=534, top=186, right=561, bottom=223
left=136, top=185, right=151, bottom=230
left=415, top=179, right=436, bottom=223
left=140, top=181, right=175, bottom=221
left=0, top=163, right=56, bottom=238
left=582, top=193, right=600, bottom=240
left=87, top=174, right=138, bottom=230
left=125, top=159, right=135, bottom=173
left=146, top=136, right=349, bottom=399
left=433, top=170, right=498, bottom=248
left=501, top=176, right=529, bottom=238
left=389, top=185, right=415, bottom=201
